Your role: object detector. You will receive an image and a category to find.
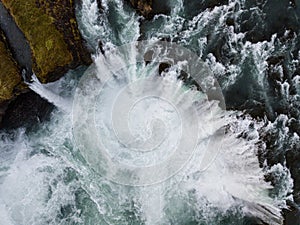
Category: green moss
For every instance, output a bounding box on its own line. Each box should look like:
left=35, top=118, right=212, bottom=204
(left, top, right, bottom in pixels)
left=45, top=39, right=53, bottom=51
left=0, top=38, right=21, bottom=101
left=2, top=0, right=73, bottom=82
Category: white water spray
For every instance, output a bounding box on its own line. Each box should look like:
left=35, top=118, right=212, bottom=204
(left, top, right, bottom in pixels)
left=0, top=0, right=296, bottom=224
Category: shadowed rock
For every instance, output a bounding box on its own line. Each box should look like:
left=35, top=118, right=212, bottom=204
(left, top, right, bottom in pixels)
left=0, top=91, right=54, bottom=130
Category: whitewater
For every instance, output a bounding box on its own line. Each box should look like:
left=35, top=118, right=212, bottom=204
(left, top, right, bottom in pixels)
left=0, top=0, right=298, bottom=224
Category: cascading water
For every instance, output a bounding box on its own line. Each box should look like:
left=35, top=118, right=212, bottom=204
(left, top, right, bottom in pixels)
left=0, top=0, right=299, bottom=224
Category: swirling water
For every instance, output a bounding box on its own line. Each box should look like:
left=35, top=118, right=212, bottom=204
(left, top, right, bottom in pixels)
left=0, top=0, right=299, bottom=224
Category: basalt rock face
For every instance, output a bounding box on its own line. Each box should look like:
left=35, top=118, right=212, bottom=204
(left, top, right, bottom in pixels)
left=1, top=0, right=91, bottom=83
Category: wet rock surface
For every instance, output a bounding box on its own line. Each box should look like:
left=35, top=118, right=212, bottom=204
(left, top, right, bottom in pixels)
left=283, top=201, right=300, bottom=225
left=0, top=91, right=54, bottom=130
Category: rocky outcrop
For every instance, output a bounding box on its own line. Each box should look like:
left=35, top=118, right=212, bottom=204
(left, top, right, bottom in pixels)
left=1, top=0, right=91, bottom=82
left=126, top=0, right=152, bottom=18
left=126, top=0, right=171, bottom=18
left=0, top=30, right=25, bottom=121
left=0, top=0, right=92, bottom=128
left=0, top=1, right=33, bottom=75
left=1, top=91, right=54, bottom=130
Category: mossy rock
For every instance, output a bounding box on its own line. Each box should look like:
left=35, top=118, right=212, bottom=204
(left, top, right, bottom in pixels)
left=0, top=32, right=24, bottom=119
left=1, top=0, right=91, bottom=82
left=0, top=33, right=22, bottom=102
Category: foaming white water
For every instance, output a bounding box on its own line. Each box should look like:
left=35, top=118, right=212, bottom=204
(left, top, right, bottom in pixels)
left=25, top=74, right=72, bottom=112
left=1, top=0, right=297, bottom=224
left=0, top=41, right=286, bottom=225
left=0, top=128, right=78, bottom=225
left=0, top=130, right=26, bottom=183
left=77, top=0, right=140, bottom=49
left=77, top=41, right=283, bottom=223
